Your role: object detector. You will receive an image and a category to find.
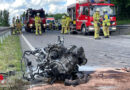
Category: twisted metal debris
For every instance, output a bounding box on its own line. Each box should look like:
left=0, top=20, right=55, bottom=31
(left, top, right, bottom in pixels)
left=21, top=36, right=89, bottom=86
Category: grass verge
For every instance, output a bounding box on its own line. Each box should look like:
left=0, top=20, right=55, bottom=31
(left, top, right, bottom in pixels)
left=0, top=35, right=22, bottom=72
left=117, top=19, right=130, bottom=25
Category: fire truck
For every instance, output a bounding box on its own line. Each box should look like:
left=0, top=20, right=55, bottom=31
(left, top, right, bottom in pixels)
left=67, top=0, right=116, bottom=34
left=46, top=17, right=55, bottom=30
left=24, top=8, right=46, bottom=33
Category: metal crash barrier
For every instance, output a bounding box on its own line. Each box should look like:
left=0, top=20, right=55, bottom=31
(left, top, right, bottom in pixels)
left=0, top=27, right=11, bottom=45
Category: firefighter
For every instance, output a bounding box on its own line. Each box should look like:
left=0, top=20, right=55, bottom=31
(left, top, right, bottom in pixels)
left=102, top=10, right=110, bottom=38
left=12, top=17, right=16, bottom=35
left=55, top=21, right=59, bottom=30
left=49, top=21, right=53, bottom=30
left=35, top=13, right=42, bottom=35
left=93, top=9, right=101, bottom=39
left=61, top=15, right=67, bottom=34
left=16, top=16, right=22, bottom=34
left=66, top=14, right=72, bottom=33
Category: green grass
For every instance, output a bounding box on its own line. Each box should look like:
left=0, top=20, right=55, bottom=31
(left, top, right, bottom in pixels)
left=0, top=35, right=22, bottom=72
left=117, top=19, right=130, bottom=25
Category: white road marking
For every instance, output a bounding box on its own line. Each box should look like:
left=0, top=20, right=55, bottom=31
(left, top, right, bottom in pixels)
left=21, top=34, right=35, bottom=51
left=75, top=35, right=94, bottom=40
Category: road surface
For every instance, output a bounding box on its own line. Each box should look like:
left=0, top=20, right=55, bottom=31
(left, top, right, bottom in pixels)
left=20, top=30, right=130, bottom=70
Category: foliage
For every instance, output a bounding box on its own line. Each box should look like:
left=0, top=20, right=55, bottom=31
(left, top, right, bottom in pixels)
left=0, top=10, right=9, bottom=26
left=0, top=36, right=22, bottom=72
left=46, top=13, right=66, bottom=20
left=111, top=0, right=130, bottom=20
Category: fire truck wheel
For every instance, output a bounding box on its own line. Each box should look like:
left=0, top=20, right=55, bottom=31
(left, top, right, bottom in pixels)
left=81, top=25, right=88, bottom=35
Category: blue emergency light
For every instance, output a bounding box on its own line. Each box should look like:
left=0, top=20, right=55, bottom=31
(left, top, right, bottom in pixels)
left=90, top=0, right=111, bottom=3
left=91, top=0, right=95, bottom=3
left=108, top=0, right=111, bottom=3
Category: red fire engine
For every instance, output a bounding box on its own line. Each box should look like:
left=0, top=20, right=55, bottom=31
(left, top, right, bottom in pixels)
left=24, top=8, right=46, bottom=33
left=67, top=0, right=116, bottom=34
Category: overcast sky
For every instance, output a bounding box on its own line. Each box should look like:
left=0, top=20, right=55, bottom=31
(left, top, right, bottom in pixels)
left=0, top=0, right=78, bottom=22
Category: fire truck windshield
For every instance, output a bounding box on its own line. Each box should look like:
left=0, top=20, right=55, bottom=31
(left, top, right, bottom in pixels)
left=29, top=11, right=45, bottom=18
left=90, top=6, right=116, bottom=16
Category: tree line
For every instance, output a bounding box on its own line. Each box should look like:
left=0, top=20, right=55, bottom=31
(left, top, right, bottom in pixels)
left=46, top=13, right=66, bottom=20
left=20, top=0, right=130, bottom=21
left=0, top=10, right=9, bottom=26
left=46, top=0, right=130, bottom=20
left=111, top=0, right=130, bottom=20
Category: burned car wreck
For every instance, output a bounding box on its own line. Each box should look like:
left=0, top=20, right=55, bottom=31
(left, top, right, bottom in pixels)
left=21, top=36, right=89, bottom=86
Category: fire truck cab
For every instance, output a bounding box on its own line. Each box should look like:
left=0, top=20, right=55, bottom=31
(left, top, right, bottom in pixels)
left=67, top=0, right=116, bottom=34
left=24, top=8, right=46, bottom=33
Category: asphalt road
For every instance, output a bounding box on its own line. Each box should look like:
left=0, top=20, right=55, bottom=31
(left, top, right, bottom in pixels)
left=20, top=30, right=130, bottom=71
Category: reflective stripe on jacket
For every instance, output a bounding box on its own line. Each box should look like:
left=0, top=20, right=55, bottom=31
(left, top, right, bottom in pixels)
left=35, top=16, right=41, bottom=24
left=103, top=14, right=110, bottom=26
left=93, top=12, right=100, bottom=27
left=66, top=17, right=72, bottom=26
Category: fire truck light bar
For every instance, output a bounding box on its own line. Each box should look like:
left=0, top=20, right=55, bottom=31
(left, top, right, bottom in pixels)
left=92, top=0, right=105, bottom=3
left=78, top=0, right=110, bottom=3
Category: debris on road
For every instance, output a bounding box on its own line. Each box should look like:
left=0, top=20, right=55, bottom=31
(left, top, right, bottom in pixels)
left=21, top=36, right=88, bottom=86
left=120, top=67, right=130, bottom=72
left=28, top=68, right=130, bottom=90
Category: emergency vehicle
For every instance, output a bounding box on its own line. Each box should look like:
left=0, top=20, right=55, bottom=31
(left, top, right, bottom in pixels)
left=67, top=0, right=116, bottom=34
left=24, top=8, right=46, bottom=32
left=46, top=17, right=55, bottom=30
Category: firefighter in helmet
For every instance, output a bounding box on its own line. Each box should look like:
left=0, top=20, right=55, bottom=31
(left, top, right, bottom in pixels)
left=12, top=17, right=16, bottom=35
left=102, top=9, right=110, bottom=38
left=35, top=13, right=42, bottom=35
left=49, top=21, right=53, bottom=30
left=61, top=15, right=67, bottom=34
left=16, top=16, right=22, bottom=34
left=66, top=14, right=72, bottom=33
left=93, top=8, right=101, bottom=39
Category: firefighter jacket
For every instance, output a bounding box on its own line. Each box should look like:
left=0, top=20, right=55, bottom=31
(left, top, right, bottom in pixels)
left=12, top=19, right=16, bottom=27
left=103, top=14, right=110, bottom=26
left=66, top=16, right=72, bottom=26
left=16, top=19, right=20, bottom=24
left=61, top=18, right=66, bottom=27
left=35, top=16, right=41, bottom=24
left=93, top=12, right=100, bottom=27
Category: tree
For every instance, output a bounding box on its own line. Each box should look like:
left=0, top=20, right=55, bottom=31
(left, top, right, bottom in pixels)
left=46, top=13, right=66, bottom=20
left=111, top=0, right=130, bottom=19
left=0, top=10, right=9, bottom=26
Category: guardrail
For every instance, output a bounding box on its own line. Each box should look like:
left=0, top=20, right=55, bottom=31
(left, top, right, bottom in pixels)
left=117, top=25, right=130, bottom=29
left=111, top=25, right=130, bottom=35
left=0, top=27, right=11, bottom=45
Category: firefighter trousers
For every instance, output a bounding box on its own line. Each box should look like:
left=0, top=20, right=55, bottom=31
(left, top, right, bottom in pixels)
left=64, top=26, right=68, bottom=34
left=61, top=26, right=68, bottom=34
left=12, top=28, right=16, bottom=35
left=17, top=28, right=21, bottom=34
left=66, top=26, right=70, bottom=33
left=103, top=26, right=110, bottom=37
left=94, top=26, right=100, bottom=39
left=35, top=24, right=42, bottom=35
left=16, top=26, right=22, bottom=34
